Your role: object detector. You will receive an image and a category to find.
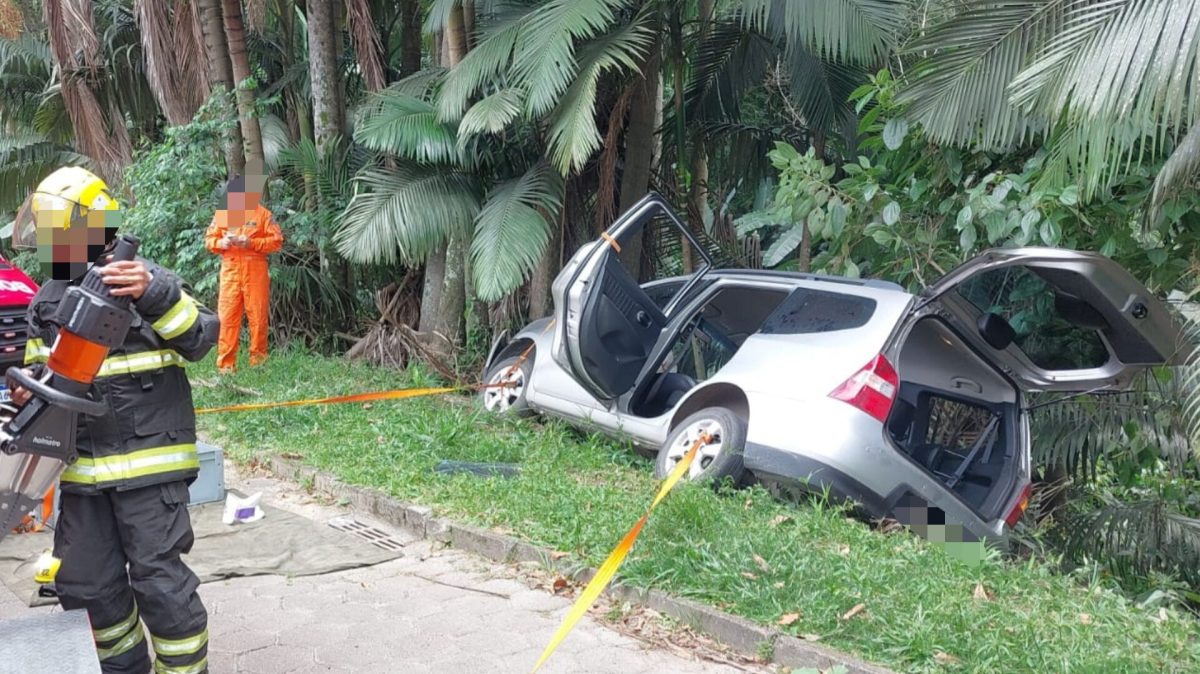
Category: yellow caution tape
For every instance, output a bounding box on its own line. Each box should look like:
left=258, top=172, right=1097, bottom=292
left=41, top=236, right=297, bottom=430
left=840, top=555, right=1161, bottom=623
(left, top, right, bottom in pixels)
left=530, top=433, right=708, bottom=673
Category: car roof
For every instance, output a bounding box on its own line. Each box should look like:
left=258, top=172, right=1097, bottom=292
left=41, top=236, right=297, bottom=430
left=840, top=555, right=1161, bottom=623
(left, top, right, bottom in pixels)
left=648, top=268, right=908, bottom=293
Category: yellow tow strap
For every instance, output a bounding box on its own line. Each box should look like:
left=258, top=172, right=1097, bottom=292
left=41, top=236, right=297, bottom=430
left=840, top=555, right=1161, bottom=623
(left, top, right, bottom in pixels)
left=530, top=433, right=708, bottom=673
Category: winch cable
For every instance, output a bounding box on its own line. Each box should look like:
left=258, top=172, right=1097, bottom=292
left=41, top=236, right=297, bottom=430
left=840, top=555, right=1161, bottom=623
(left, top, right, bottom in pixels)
left=530, top=432, right=710, bottom=673
left=196, top=320, right=556, bottom=416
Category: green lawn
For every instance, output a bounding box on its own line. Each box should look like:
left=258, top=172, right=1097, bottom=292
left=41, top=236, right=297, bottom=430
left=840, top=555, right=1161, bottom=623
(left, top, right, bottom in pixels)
left=192, top=350, right=1199, bottom=674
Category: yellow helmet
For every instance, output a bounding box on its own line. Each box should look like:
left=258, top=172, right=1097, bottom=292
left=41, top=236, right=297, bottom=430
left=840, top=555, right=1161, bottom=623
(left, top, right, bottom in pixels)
left=13, top=166, right=121, bottom=250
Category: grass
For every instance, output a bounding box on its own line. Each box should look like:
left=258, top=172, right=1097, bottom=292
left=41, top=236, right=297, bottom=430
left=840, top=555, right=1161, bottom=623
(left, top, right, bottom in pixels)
left=192, top=350, right=1200, bottom=674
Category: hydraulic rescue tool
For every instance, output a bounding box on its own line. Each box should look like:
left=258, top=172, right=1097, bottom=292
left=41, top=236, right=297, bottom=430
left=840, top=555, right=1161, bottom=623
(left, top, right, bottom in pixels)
left=0, top=234, right=141, bottom=541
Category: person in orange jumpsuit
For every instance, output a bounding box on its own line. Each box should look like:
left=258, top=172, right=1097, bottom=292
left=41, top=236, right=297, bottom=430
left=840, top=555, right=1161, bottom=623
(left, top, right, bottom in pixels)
left=205, top=175, right=283, bottom=373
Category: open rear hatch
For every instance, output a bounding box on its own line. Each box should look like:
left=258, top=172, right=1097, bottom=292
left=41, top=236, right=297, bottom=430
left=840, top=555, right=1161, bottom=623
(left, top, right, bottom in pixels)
left=915, top=247, right=1190, bottom=393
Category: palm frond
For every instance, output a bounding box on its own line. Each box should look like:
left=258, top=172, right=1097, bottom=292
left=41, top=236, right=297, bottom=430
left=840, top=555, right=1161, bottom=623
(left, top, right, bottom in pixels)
left=335, top=165, right=481, bottom=265
left=1011, top=0, right=1200, bottom=133
left=355, top=90, right=461, bottom=164
left=1148, top=123, right=1200, bottom=225
left=458, top=88, right=525, bottom=137
left=134, top=0, right=189, bottom=125
left=1032, top=370, right=1192, bottom=479
left=387, top=67, right=449, bottom=100
left=346, top=0, right=386, bottom=92
left=779, top=42, right=865, bottom=134
left=898, top=0, right=1066, bottom=150
left=471, top=160, right=563, bottom=301
left=438, top=11, right=526, bottom=120
left=740, top=0, right=907, bottom=64
left=544, top=18, right=653, bottom=174
left=1063, top=497, right=1200, bottom=590
left=685, top=21, right=773, bottom=122
left=512, top=0, right=633, bottom=119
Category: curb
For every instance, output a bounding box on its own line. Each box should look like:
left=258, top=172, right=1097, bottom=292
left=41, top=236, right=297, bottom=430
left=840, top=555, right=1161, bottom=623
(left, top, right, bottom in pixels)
left=267, top=454, right=897, bottom=674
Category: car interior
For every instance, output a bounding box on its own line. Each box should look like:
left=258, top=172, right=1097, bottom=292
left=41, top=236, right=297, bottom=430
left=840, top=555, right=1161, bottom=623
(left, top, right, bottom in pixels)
left=885, top=317, right=1020, bottom=519
left=633, top=285, right=790, bottom=417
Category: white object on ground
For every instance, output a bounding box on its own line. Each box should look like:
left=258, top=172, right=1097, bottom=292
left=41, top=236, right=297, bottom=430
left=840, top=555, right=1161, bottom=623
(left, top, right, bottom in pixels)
left=223, top=492, right=264, bottom=525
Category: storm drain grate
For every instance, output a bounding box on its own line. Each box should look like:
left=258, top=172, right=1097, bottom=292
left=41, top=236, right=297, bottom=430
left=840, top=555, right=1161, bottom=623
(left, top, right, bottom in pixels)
left=328, top=517, right=406, bottom=552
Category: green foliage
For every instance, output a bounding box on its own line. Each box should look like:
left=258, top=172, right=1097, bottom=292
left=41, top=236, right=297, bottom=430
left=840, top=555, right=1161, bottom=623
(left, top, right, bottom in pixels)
left=121, top=93, right=236, bottom=299
left=744, top=70, right=1200, bottom=294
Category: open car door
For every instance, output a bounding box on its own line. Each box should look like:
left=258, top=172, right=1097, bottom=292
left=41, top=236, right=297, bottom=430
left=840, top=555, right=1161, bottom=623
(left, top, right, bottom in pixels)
left=916, top=247, right=1191, bottom=392
left=551, top=193, right=713, bottom=401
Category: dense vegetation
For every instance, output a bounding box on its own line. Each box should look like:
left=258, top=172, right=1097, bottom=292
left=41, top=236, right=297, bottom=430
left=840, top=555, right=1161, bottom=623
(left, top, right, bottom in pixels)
left=3, top=0, right=1200, bottom=647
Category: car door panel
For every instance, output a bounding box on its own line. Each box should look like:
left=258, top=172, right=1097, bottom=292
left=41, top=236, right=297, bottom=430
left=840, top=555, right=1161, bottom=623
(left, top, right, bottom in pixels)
left=917, top=247, right=1190, bottom=392
left=552, top=192, right=713, bottom=401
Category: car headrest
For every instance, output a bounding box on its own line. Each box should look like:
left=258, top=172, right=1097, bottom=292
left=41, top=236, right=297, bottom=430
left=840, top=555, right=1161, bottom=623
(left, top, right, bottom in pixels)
left=977, top=312, right=1016, bottom=351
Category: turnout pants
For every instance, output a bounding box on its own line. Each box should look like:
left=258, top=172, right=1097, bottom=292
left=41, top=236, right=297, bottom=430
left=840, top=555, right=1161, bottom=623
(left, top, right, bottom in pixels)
left=54, top=481, right=209, bottom=674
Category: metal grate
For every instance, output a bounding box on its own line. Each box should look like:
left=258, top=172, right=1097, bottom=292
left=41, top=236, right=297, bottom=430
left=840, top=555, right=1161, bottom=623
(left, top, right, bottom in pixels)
left=327, top=517, right=406, bottom=552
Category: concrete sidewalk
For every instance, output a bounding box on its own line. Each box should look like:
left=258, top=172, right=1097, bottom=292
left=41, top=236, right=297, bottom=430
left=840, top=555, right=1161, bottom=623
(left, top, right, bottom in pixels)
left=0, top=466, right=775, bottom=674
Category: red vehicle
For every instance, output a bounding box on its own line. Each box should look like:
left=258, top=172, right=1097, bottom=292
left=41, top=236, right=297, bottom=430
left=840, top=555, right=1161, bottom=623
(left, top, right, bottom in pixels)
left=0, top=256, right=39, bottom=403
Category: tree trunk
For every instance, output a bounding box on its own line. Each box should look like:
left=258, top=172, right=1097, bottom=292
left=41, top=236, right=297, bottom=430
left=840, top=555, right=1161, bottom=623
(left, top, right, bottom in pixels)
left=198, top=0, right=244, bottom=174
left=528, top=208, right=562, bottom=320
left=617, top=32, right=662, bottom=279
left=431, top=3, right=470, bottom=347
left=400, top=0, right=421, bottom=76
left=418, top=248, right=446, bottom=334
left=308, top=0, right=345, bottom=153
left=438, top=235, right=467, bottom=344
left=346, top=0, right=385, bottom=91
left=221, top=0, right=264, bottom=168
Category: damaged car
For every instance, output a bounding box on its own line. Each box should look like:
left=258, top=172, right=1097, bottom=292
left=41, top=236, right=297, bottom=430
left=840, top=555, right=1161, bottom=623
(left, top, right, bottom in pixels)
left=480, top=193, right=1189, bottom=545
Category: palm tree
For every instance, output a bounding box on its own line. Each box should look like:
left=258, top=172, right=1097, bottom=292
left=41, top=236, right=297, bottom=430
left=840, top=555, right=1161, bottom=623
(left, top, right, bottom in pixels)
left=898, top=0, right=1200, bottom=217
left=307, top=0, right=343, bottom=153
left=43, top=0, right=133, bottom=182
left=222, top=0, right=265, bottom=165
left=197, top=0, right=246, bottom=173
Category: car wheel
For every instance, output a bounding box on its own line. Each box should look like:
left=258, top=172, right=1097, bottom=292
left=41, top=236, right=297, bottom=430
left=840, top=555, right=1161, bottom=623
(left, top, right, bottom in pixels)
left=480, top=352, right=534, bottom=417
left=654, top=407, right=746, bottom=485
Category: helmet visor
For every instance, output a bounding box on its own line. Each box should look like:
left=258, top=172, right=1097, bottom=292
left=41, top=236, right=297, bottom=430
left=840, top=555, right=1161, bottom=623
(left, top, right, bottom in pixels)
left=11, top=192, right=74, bottom=250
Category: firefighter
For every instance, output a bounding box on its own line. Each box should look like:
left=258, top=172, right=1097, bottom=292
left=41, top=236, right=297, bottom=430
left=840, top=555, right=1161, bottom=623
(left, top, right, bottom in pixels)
left=10, top=166, right=219, bottom=674
left=205, top=175, right=283, bottom=373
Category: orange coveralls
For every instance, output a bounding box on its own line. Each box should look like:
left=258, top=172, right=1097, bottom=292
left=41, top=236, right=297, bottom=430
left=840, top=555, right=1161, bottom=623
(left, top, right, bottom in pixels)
left=205, top=204, right=283, bottom=371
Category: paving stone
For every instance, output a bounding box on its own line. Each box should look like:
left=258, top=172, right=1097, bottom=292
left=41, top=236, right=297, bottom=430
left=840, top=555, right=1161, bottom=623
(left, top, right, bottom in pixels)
left=237, top=644, right=315, bottom=674
left=207, top=628, right=277, bottom=654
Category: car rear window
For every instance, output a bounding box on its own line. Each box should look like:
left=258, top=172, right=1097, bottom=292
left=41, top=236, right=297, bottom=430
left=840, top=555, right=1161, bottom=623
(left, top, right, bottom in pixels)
left=759, top=288, right=876, bottom=335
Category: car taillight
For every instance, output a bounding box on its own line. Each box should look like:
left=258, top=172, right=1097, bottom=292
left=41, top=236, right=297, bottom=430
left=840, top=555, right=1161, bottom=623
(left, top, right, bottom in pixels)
left=1005, top=482, right=1032, bottom=528
left=829, top=354, right=899, bottom=423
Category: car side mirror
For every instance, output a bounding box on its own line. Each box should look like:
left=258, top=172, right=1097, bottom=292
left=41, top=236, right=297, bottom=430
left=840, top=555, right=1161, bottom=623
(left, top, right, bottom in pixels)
left=1054, top=291, right=1110, bottom=331
left=977, top=312, right=1016, bottom=350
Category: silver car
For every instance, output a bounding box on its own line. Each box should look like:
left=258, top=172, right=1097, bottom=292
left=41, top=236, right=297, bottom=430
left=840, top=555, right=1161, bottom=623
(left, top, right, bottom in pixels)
left=480, top=194, right=1189, bottom=544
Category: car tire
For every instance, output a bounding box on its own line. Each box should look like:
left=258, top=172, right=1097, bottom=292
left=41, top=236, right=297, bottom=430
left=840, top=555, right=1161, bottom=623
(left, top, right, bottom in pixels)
left=654, top=407, right=746, bottom=486
left=480, top=351, right=535, bottom=417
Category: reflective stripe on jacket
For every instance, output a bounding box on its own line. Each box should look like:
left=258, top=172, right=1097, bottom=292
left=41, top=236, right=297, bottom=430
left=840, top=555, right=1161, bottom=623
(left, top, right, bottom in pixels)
left=26, top=258, right=219, bottom=493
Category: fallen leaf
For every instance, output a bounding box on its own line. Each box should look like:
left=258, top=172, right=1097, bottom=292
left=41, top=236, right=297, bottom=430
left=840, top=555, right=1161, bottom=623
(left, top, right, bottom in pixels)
left=1079, top=613, right=1092, bottom=625
left=376, top=436, right=386, bottom=444
left=841, top=603, right=867, bottom=621
left=773, top=582, right=785, bottom=589
left=777, top=612, right=801, bottom=627
left=753, top=554, right=771, bottom=573
left=770, top=515, right=793, bottom=527
left=551, top=577, right=568, bottom=593
left=550, top=550, right=570, bottom=560
left=934, top=652, right=960, bottom=665
left=837, top=544, right=851, bottom=556
left=744, top=498, right=753, bottom=509
left=1159, top=607, right=1169, bottom=623
left=973, top=583, right=993, bottom=601
left=741, top=572, right=758, bottom=580
left=362, top=403, right=373, bottom=410
left=799, top=633, right=822, bottom=642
